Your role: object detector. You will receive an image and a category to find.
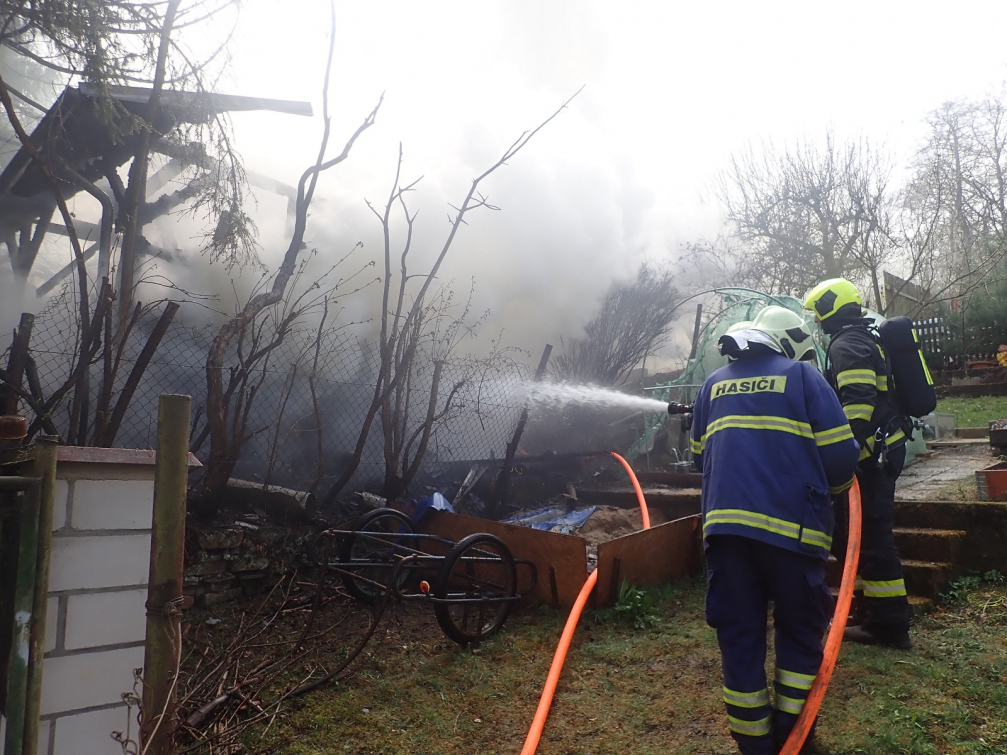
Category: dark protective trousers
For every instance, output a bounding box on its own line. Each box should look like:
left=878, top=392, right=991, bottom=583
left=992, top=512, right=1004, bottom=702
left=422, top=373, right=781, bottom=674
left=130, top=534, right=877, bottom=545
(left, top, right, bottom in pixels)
left=832, top=444, right=910, bottom=634
left=706, top=535, right=833, bottom=755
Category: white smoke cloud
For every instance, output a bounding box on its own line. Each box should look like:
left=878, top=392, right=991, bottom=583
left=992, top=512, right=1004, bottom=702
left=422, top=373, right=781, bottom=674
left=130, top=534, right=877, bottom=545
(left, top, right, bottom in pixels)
left=13, top=0, right=1007, bottom=375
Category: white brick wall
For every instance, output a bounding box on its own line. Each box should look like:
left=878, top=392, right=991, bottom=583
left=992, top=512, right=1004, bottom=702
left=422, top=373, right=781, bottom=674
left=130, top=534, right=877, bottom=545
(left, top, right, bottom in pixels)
left=48, top=534, right=152, bottom=592
left=64, top=589, right=147, bottom=651
left=40, top=646, right=146, bottom=716
left=44, top=597, right=58, bottom=654
left=52, top=480, right=67, bottom=531
left=71, top=480, right=155, bottom=530
left=34, top=455, right=159, bottom=755
left=51, top=706, right=130, bottom=755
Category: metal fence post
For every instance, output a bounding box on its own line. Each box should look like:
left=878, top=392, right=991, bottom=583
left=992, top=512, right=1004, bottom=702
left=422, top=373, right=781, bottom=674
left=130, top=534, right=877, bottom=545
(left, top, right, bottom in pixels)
left=1, top=476, right=40, bottom=755
left=140, top=394, right=190, bottom=755
left=23, top=436, right=57, bottom=755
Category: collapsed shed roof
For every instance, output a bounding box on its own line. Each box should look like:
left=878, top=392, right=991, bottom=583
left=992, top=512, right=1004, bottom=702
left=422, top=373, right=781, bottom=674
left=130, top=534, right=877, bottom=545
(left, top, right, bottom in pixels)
left=0, top=83, right=312, bottom=201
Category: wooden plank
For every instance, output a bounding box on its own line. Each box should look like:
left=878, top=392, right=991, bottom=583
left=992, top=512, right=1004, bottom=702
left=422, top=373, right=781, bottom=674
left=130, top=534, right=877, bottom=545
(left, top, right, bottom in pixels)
left=420, top=511, right=588, bottom=608
left=55, top=446, right=202, bottom=467
left=595, top=515, right=703, bottom=607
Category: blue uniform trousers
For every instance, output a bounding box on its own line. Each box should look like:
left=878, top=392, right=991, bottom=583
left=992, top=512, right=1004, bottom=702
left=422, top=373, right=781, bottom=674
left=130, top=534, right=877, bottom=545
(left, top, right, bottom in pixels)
left=706, top=535, right=833, bottom=755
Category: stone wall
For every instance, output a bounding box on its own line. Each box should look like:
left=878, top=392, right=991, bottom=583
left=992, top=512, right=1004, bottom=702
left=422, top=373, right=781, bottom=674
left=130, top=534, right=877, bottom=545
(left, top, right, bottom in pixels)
left=184, top=520, right=319, bottom=608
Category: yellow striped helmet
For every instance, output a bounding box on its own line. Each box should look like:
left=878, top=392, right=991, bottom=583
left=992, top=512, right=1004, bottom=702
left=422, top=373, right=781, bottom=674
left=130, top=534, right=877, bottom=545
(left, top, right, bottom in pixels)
left=803, top=278, right=862, bottom=321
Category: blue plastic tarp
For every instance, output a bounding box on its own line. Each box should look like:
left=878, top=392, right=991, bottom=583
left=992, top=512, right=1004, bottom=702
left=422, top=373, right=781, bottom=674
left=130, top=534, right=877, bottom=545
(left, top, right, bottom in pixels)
left=503, top=504, right=597, bottom=535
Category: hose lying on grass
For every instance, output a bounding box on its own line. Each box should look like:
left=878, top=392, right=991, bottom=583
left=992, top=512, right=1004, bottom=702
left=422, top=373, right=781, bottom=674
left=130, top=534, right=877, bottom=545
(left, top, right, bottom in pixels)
left=520, top=458, right=863, bottom=755
left=520, top=452, right=649, bottom=755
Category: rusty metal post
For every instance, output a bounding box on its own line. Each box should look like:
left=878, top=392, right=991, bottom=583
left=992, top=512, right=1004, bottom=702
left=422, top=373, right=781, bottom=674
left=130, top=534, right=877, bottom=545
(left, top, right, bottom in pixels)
left=23, top=435, right=58, bottom=755
left=1, top=476, right=40, bottom=755
left=494, top=343, right=552, bottom=515
left=1, top=313, right=35, bottom=415
left=140, top=394, right=191, bottom=754
left=688, top=303, right=703, bottom=361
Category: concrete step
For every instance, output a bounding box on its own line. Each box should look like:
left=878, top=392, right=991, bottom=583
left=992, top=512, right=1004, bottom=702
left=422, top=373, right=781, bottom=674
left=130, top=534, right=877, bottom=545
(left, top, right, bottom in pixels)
left=893, top=500, right=982, bottom=531
left=955, top=427, right=989, bottom=439
left=829, top=589, right=934, bottom=616
left=902, top=559, right=950, bottom=600
left=826, top=556, right=950, bottom=600
left=893, top=527, right=967, bottom=563
left=909, top=594, right=935, bottom=616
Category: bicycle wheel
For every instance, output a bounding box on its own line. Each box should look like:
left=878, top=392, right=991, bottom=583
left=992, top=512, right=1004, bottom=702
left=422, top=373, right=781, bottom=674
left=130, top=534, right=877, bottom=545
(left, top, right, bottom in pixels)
left=339, top=508, right=417, bottom=604
left=433, top=533, right=516, bottom=645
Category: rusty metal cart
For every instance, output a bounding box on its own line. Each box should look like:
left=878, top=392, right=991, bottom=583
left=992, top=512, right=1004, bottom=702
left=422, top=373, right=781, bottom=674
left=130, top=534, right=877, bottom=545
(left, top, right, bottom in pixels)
left=322, top=508, right=537, bottom=645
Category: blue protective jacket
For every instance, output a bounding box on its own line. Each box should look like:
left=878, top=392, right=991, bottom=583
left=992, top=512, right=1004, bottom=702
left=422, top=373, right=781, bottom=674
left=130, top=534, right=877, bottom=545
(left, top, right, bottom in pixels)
left=690, top=351, right=860, bottom=560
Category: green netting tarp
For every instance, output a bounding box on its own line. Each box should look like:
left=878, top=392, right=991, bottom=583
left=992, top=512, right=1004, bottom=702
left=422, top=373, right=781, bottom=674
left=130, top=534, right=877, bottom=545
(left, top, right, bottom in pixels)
left=627, top=288, right=926, bottom=464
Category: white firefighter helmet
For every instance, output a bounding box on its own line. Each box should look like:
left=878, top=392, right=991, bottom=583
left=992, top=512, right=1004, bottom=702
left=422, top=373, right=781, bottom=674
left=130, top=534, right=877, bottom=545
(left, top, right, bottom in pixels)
left=724, top=320, right=753, bottom=335
left=717, top=320, right=782, bottom=360
left=751, top=305, right=818, bottom=365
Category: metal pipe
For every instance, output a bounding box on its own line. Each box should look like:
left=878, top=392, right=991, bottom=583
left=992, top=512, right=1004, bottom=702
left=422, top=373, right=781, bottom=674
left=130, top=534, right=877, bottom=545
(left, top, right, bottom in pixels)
left=60, top=162, right=115, bottom=280
left=495, top=344, right=553, bottom=514
left=24, top=435, right=58, bottom=755
left=140, top=394, right=191, bottom=754
left=2, top=477, right=40, bottom=755
left=1, top=313, right=35, bottom=415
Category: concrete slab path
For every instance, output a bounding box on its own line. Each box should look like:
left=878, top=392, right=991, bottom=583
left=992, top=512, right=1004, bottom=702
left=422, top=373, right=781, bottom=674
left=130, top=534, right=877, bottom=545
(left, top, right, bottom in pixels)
left=897, top=442, right=995, bottom=500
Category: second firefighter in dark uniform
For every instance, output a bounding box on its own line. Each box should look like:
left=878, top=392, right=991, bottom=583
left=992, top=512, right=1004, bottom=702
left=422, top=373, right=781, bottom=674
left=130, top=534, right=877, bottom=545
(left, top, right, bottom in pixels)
left=804, top=278, right=912, bottom=650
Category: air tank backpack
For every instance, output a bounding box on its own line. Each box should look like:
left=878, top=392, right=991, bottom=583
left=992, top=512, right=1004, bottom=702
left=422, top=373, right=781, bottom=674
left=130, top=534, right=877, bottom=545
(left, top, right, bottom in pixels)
left=876, top=316, right=937, bottom=418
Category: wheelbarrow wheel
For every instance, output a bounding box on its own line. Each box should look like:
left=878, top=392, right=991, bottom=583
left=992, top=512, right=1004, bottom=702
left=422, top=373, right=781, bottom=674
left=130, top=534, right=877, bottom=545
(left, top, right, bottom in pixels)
left=339, top=508, right=417, bottom=604
left=434, top=532, right=517, bottom=645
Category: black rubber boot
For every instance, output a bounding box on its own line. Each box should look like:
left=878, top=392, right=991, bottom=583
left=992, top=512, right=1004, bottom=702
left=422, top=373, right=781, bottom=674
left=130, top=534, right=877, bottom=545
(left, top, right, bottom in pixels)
left=843, top=624, right=912, bottom=650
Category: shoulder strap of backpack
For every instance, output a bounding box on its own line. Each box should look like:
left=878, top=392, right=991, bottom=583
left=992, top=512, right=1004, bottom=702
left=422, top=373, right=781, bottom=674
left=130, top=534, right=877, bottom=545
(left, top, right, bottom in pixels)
left=824, top=323, right=873, bottom=390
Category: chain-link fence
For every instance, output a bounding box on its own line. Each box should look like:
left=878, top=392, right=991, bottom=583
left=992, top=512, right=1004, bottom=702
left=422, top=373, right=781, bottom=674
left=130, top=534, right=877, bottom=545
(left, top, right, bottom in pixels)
left=7, top=288, right=532, bottom=499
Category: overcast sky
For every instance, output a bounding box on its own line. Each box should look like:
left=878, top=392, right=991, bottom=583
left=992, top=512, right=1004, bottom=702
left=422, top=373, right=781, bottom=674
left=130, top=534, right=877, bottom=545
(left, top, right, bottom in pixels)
left=18, top=0, right=1007, bottom=363
left=211, top=1, right=1007, bottom=362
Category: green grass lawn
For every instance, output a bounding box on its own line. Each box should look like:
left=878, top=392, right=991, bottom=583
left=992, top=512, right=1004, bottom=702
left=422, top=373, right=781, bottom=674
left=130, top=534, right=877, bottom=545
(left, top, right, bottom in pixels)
left=236, top=577, right=1007, bottom=755
left=937, top=396, right=1007, bottom=428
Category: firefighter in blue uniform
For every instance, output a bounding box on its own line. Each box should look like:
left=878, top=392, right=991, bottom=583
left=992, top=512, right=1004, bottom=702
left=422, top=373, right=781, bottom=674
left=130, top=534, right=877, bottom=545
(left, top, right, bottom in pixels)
left=689, top=306, right=860, bottom=755
left=803, top=278, right=912, bottom=649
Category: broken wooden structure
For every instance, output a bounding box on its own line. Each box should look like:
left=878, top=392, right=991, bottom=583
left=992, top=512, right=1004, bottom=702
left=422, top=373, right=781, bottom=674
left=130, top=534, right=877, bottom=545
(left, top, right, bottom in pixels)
left=0, top=83, right=310, bottom=294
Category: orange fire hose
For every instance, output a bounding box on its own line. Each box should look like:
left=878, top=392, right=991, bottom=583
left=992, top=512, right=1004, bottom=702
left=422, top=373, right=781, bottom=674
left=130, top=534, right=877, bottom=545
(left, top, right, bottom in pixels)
left=779, top=476, right=863, bottom=754
left=519, top=452, right=649, bottom=755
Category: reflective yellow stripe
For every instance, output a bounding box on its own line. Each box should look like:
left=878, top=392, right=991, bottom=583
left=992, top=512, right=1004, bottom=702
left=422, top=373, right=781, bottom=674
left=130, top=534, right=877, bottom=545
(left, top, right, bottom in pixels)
left=776, top=668, right=816, bottom=691
left=723, top=686, right=771, bottom=709
left=844, top=403, right=874, bottom=422
left=857, top=428, right=905, bottom=461
left=705, top=509, right=800, bottom=539
left=837, top=369, right=876, bottom=388
left=728, top=714, right=772, bottom=737
left=830, top=476, right=855, bottom=495
left=858, top=436, right=875, bottom=461
left=702, top=415, right=814, bottom=445
left=919, top=350, right=934, bottom=384
left=861, top=578, right=907, bottom=598
left=876, top=373, right=889, bottom=391
left=704, top=509, right=830, bottom=550
left=814, top=424, right=855, bottom=446
left=800, top=528, right=832, bottom=549
left=775, top=694, right=806, bottom=715
left=690, top=437, right=703, bottom=454
left=855, top=576, right=865, bottom=591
